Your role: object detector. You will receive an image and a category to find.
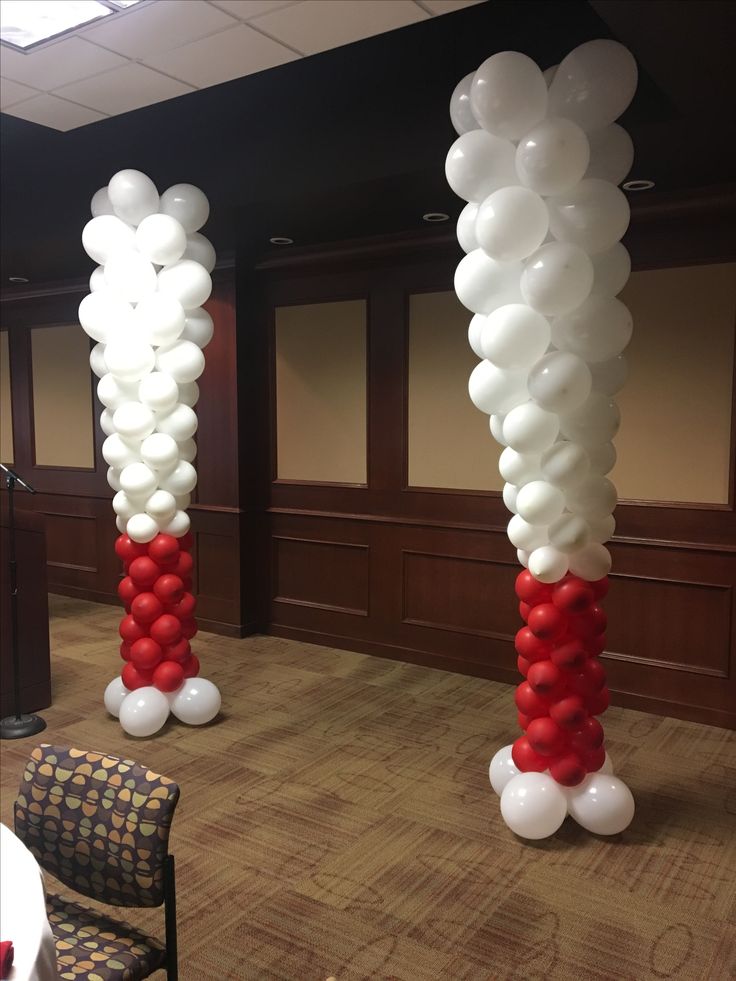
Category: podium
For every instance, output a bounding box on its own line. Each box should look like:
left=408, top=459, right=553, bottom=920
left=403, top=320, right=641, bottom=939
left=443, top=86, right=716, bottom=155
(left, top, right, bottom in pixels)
left=0, top=505, right=51, bottom=716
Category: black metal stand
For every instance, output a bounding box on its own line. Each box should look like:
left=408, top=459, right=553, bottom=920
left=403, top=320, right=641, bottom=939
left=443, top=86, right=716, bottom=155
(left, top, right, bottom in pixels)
left=0, top=463, right=46, bottom=740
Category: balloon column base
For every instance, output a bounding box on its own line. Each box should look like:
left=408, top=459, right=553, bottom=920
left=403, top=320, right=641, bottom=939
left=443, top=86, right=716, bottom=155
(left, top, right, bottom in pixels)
left=104, top=675, right=221, bottom=737
left=489, top=743, right=634, bottom=839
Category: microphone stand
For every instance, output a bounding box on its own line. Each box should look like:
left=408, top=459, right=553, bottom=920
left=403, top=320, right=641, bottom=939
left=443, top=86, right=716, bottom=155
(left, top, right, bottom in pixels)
left=0, top=463, right=46, bottom=739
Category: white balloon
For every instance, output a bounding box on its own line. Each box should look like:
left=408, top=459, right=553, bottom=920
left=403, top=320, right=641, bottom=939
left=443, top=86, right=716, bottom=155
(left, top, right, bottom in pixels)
left=138, top=372, right=179, bottom=414
left=585, top=124, right=634, bottom=185
left=517, top=548, right=530, bottom=568
left=528, top=545, right=569, bottom=583
left=567, top=774, right=635, bottom=835
left=177, top=437, right=197, bottom=463
left=490, top=413, right=507, bottom=446
left=471, top=51, right=548, bottom=140
left=475, top=186, right=549, bottom=262
left=119, top=686, right=171, bottom=737
left=89, top=265, right=106, bottom=292
left=543, top=65, right=558, bottom=87
left=79, top=290, right=135, bottom=344
left=481, top=304, right=550, bottom=370
left=104, top=338, right=155, bottom=383
left=454, top=249, right=521, bottom=315
left=170, top=677, right=221, bottom=725
left=445, top=130, right=518, bottom=203
left=177, top=381, right=200, bottom=408
left=566, top=475, right=618, bottom=520
left=99, top=408, right=116, bottom=436
left=468, top=360, right=528, bottom=415
left=528, top=351, right=592, bottom=414
left=159, top=460, right=197, bottom=496
left=499, top=447, right=541, bottom=485
left=82, top=215, right=135, bottom=265
left=553, top=295, right=633, bottom=363
left=489, top=744, right=520, bottom=796
left=548, top=512, right=590, bottom=553
left=457, top=202, right=479, bottom=253
left=541, top=440, right=590, bottom=488
left=590, top=243, right=631, bottom=297
left=145, top=489, right=177, bottom=524
left=560, top=393, right=620, bottom=446
left=116, top=515, right=127, bottom=533
left=590, top=355, right=628, bottom=396
left=159, top=183, right=210, bottom=233
left=157, top=260, right=212, bottom=309
left=156, top=339, right=205, bottom=384
left=112, top=490, right=142, bottom=521
left=507, top=514, right=548, bottom=551
left=549, top=39, right=638, bottom=132
left=587, top=440, right=617, bottom=474
left=502, top=482, right=518, bottom=513
left=113, top=401, right=156, bottom=441
left=141, top=432, right=179, bottom=471
left=91, top=187, right=115, bottom=217
left=135, top=213, right=187, bottom=266
left=107, top=466, right=123, bottom=492
left=500, top=772, right=567, bottom=839
left=126, top=511, right=160, bottom=544
left=156, top=403, right=198, bottom=441
left=517, top=480, right=566, bottom=525
left=181, top=232, right=216, bottom=274
left=104, top=676, right=130, bottom=718
left=120, top=461, right=158, bottom=498
left=133, top=293, right=186, bottom=347
left=468, top=313, right=486, bottom=358
left=102, top=433, right=140, bottom=469
left=568, top=542, right=612, bottom=580
left=175, top=493, right=192, bottom=511
left=521, top=242, right=594, bottom=317
left=90, top=342, right=108, bottom=378
left=516, top=117, right=590, bottom=196
left=108, top=169, right=159, bottom=226
left=503, top=402, right=558, bottom=453
left=162, top=509, right=191, bottom=538
left=104, top=249, right=157, bottom=304
left=548, top=179, right=630, bottom=255
left=588, top=513, right=616, bottom=544
left=449, top=71, right=480, bottom=135
left=180, top=307, right=214, bottom=349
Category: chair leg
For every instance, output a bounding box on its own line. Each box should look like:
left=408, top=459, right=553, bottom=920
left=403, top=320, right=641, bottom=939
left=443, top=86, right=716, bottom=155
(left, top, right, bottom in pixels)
left=164, top=854, right=178, bottom=981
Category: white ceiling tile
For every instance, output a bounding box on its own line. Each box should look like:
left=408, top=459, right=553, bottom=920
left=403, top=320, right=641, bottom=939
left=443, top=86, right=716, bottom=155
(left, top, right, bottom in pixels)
left=420, top=0, right=484, bottom=13
left=143, top=23, right=298, bottom=88
left=81, top=0, right=237, bottom=59
left=250, top=0, right=428, bottom=55
left=209, top=0, right=299, bottom=19
left=0, top=37, right=127, bottom=90
left=56, top=63, right=194, bottom=116
left=0, top=77, right=39, bottom=109
left=2, top=94, right=106, bottom=131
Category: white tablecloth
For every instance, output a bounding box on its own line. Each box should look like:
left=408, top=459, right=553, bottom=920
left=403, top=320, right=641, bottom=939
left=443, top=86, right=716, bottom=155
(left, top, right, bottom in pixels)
left=0, top=823, right=57, bottom=980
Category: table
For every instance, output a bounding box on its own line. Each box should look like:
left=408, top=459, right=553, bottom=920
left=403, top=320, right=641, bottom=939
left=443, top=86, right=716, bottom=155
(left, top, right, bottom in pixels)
left=0, top=823, right=57, bottom=980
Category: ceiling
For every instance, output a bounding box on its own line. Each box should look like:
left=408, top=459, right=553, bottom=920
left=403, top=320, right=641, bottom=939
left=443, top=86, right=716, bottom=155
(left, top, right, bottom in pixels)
left=1, top=0, right=734, bottom=285
left=0, top=0, right=481, bottom=130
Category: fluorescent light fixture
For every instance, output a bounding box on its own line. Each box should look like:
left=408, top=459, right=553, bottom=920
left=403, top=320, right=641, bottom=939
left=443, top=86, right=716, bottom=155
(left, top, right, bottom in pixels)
left=108, top=0, right=142, bottom=6
left=0, top=1, right=115, bottom=50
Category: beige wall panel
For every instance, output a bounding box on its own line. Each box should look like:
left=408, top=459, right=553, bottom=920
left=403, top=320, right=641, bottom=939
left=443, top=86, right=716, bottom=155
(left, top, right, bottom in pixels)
left=408, top=291, right=502, bottom=491
left=0, top=332, right=13, bottom=464
left=615, top=263, right=735, bottom=504
left=31, top=325, right=94, bottom=468
left=276, top=300, right=367, bottom=483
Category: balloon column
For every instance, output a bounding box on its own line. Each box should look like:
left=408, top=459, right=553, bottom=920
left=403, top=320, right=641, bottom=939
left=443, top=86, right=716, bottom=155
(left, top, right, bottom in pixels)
left=79, top=169, right=221, bottom=737
left=446, top=41, right=637, bottom=838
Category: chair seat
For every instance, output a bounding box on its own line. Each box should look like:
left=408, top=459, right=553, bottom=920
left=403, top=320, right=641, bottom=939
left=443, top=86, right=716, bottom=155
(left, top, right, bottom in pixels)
left=46, top=892, right=166, bottom=981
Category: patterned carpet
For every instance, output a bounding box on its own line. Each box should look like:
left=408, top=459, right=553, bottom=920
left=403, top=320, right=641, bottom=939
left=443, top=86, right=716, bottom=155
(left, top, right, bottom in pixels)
left=1, top=595, right=735, bottom=981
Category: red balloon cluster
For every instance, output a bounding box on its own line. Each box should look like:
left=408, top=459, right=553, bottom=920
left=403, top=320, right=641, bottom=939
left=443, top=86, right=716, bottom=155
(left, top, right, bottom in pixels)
left=115, top=532, right=200, bottom=693
left=512, top=568, right=610, bottom=787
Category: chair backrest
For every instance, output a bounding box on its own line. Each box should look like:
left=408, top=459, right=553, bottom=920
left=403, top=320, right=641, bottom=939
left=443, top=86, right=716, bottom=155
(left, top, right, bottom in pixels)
left=14, top=744, right=180, bottom=908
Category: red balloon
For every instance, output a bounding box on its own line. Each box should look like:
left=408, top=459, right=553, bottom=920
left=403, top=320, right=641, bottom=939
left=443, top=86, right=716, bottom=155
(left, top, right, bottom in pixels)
left=550, top=639, right=588, bottom=671
left=153, top=660, right=185, bottom=693
left=512, top=735, right=548, bottom=772
left=182, top=653, right=200, bottom=678
left=128, top=556, right=160, bottom=588
left=519, top=601, right=531, bottom=622
left=515, top=570, right=553, bottom=605
left=586, top=633, right=607, bottom=657
left=571, top=605, right=607, bottom=640
left=570, top=716, right=605, bottom=751
left=115, top=534, right=148, bottom=564
left=527, top=659, right=562, bottom=696
left=148, top=533, right=180, bottom=566
left=549, top=752, right=587, bottom=787
left=553, top=578, right=594, bottom=614
left=121, top=662, right=153, bottom=691
left=528, top=603, right=568, bottom=642
left=549, top=695, right=587, bottom=729
left=590, top=576, right=609, bottom=600
left=587, top=687, right=610, bottom=716
left=582, top=745, right=607, bottom=772
left=119, top=614, right=147, bottom=644
left=130, top=637, right=163, bottom=670
left=117, top=576, right=141, bottom=606
left=514, top=627, right=552, bottom=663
left=570, top=658, right=607, bottom=696
left=153, top=574, right=185, bottom=605
left=180, top=618, right=198, bottom=640
left=179, top=530, right=194, bottom=552
left=514, top=681, right=549, bottom=719
left=517, top=654, right=530, bottom=678
left=131, top=592, right=164, bottom=625
left=517, top=711, right=532, bottom=730
left=526, top=717, right=566, bottom=756
left=174, top=551, right=194, bottom=579
left=168, top=592, right=196, bottom=619
left=119, top=641, right=132, bottom=662
left=150, top=614, right=182, bottom=647
left=162, top=638, right=191, bottom=663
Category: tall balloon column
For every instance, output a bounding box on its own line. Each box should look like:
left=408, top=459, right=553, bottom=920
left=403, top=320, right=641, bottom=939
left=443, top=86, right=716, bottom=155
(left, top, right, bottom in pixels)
left=79, top=169, right=221, bottom=737
left=446, top=41, right=637, bottom=838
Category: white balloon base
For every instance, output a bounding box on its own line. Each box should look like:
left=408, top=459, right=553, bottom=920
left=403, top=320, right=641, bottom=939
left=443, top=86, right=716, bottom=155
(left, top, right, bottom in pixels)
left=104, top=675, right=221, bottom=736
left=489, top=743, right=634, bottom=839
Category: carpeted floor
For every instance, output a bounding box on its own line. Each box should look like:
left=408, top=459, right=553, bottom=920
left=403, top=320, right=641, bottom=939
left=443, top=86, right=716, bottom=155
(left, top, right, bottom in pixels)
left=1, top=595, right=735, bottom=981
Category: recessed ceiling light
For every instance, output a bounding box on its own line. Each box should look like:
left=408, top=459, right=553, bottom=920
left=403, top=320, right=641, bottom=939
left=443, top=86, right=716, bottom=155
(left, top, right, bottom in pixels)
left=422, top=212, right=450, bottom=223
left=0, top=0, right=141, bottom=52
left=269, top=236, right=294, bottom=245
left=8, top=276, right=30, bottom=284
left=622, top=179, right=655, bottom=192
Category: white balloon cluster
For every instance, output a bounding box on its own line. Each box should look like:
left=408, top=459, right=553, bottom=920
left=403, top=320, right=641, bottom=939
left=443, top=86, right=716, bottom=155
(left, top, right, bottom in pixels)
left=103, top=674, right=222, bottom=738
left=448, top=40, right=636, bottom=586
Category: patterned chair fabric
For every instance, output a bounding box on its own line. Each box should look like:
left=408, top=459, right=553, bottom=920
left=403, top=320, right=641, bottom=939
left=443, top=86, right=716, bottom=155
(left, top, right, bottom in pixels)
left=15, top=745, right=180, bottom=909
left=46, top=892, right=166, bottom=981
